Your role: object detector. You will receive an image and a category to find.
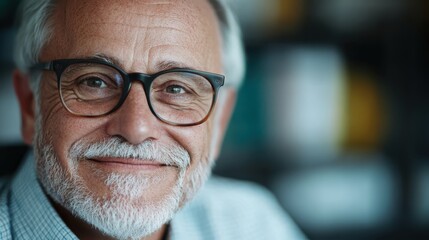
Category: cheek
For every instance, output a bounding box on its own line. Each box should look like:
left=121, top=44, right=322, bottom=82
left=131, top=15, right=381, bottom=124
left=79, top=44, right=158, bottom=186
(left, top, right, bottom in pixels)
left=40, top=91, right=108, bottom=168
left=167, top=119, right=214, bottom=167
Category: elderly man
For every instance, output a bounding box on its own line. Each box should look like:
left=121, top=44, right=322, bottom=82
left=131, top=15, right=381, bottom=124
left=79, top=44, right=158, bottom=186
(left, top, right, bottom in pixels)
left=0, top=0, right=305, bottom=239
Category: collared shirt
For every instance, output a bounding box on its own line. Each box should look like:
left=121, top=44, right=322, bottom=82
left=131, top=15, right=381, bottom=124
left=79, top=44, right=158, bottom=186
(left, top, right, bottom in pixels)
left=0, top=154, right=306, bottom=240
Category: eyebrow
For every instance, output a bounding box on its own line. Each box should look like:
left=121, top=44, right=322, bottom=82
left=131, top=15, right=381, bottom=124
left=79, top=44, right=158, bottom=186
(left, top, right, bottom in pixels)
left=86, top=53, right=197, bottom=73
left=91, top=53, right=123, bottom=67
left=155, top=60, right=196, bottom=72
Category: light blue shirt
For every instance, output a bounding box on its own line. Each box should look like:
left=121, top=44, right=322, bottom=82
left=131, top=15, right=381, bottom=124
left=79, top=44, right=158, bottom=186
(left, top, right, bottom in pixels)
left=0, top=154, right=306, bottom=239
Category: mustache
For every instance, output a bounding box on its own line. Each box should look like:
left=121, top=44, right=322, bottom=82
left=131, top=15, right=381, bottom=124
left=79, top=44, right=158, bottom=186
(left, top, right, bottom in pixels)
left=68, top=137, right=190, bottom=169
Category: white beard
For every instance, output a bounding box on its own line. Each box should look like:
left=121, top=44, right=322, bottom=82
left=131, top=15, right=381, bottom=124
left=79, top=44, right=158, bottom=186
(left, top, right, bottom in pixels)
left=33, top=116, right=213, bottom=240
left=36, top=138, right=182, bottom=240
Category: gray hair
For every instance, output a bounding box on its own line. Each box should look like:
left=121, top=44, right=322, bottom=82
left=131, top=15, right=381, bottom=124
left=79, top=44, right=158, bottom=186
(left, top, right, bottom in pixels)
left=13, top=0, right=246, bottom=92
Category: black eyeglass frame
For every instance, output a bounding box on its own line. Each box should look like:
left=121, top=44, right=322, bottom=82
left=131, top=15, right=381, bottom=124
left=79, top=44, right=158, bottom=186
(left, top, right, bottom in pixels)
left=30, top=58, right=225, bottom=126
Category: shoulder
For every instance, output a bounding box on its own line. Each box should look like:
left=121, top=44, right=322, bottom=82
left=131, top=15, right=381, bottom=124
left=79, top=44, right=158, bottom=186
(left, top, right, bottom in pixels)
left=200, top=177, right=292, bottom=222
left=0, top=177, right=11, bottom=204
left=0, top=178, right=8, bottom=191
left=201, top=176, right=283, bottom=213
left=178, top=176, right=307, bottom=240
left=0, top=177, right=12, bottom=239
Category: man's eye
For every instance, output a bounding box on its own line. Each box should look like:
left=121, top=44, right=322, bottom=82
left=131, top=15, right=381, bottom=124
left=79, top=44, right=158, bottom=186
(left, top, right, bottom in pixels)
left=166, top=85, right=186, bottom=94
left=80, top=77, right=108, bottom=88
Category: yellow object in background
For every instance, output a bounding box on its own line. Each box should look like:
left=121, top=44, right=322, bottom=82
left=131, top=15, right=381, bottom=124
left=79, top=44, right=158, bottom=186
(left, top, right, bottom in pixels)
left=342, top=69, right=386, bottom=152
left=276, top=0, right=305, bottom=32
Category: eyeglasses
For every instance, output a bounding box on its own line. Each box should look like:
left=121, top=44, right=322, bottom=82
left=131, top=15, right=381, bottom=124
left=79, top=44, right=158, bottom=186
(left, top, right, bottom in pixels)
left=30, top=58, right=225, bottom=126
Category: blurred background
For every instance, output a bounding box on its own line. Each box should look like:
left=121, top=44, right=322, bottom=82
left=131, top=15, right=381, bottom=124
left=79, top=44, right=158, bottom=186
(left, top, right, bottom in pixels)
left=1, top=0, right=429, bottom=239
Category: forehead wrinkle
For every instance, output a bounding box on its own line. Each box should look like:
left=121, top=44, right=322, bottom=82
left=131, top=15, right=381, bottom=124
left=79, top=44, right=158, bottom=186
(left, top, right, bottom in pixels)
left=78, top=12, right=196, bottom=41
left=49, top=0, right=222, bottom=72
left=57, top=0, right=217, bottom=39
left=68, top=0, right=198, bottom=30
left=85, top=22, right=191, bottom=36
left=66, top=4, right=197, bottom=52
left=129, top=16, right=145, bottom=74
left=61, top=0, right=216, bottom=43
left=139, top=1, right=177, bottom=5
left=47, top=0, right=71, bottom=58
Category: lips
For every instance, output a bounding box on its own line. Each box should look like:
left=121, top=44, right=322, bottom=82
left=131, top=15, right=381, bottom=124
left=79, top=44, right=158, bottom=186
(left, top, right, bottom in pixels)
left=87, top=157, right=171, bottom=170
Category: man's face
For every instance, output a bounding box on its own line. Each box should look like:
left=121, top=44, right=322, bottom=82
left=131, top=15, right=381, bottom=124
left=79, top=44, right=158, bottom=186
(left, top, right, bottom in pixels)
left=28, top=0, right=228, bottom=238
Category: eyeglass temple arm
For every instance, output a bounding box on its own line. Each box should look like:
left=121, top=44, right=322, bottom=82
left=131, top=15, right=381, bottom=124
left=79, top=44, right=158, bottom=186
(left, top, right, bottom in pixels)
left=29, top=62, right=53, bottom=71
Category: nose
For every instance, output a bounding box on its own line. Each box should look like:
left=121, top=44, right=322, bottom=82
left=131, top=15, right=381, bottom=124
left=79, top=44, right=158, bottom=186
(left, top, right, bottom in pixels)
left=105, top=83, right=162, bottom=144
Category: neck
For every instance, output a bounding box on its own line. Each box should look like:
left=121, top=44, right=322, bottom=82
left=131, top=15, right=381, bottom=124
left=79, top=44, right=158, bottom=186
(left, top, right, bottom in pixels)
left=50, top=199, right=167, bottom=240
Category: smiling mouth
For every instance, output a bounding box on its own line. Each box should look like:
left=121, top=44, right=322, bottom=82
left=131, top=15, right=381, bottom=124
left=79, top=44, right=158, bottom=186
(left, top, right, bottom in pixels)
left=87, top=157, right=172, bottom=170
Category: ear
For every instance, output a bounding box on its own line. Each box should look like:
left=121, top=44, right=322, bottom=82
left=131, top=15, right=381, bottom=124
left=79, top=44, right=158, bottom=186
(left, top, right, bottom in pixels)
left=13, top=70, right=36, bottom=145
left=211, top=88, right=236, bottom=160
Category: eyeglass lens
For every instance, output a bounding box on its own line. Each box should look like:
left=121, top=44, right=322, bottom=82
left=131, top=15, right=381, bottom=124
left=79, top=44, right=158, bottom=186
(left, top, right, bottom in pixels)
left=58, top=63, right=215, bottom=125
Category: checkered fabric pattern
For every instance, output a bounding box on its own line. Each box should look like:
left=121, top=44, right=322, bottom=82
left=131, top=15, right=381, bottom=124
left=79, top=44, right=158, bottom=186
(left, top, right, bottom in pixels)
left=0, top=154, right=77, bottom=239
left=0, top=154, right=306, bottom=240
